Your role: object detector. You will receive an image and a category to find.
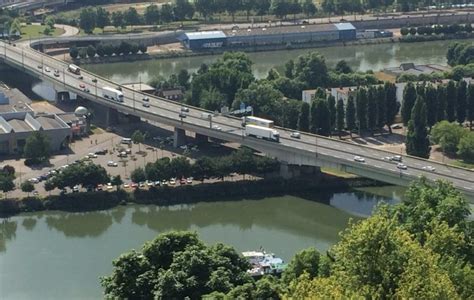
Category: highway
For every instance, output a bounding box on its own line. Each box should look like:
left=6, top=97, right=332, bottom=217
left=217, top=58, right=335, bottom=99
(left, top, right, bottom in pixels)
left=1, top=40, right=473, bottom=195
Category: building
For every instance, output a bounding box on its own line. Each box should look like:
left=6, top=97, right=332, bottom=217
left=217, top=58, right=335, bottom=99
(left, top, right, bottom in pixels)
left=157, top=88, right=184, bottom=101
left=383, top=63, right=451, bottom=78
left=0, top=86, right=72, bottom=155
left=123, top=83, right=156, bottom=94
left=179, top=31, right=227, bottom=50
left=179, top=23, right=357, bottom=50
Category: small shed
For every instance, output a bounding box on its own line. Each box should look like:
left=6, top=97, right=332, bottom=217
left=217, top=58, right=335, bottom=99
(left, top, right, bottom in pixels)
left=179, top=31, right=227, bottom=50
left=334, top=23, right=357, bottom=40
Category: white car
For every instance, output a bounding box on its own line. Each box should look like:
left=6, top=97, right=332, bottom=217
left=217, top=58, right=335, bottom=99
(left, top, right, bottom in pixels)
left=213, top=125, right=222, bottom=131
left=142, top=97, right=149, bottom=102
left=391, top=155, right=402, bottom=162
left=181, top=107, right=189, bottom=112
left=142, top=102, right=150, bottom=108
left=123, top=183, right=130, bottom=189
left=107, top=183, right=113, bottom=190
left=290, top=132, right=301, bottom=139
left=186, top=177, right=193, bottom=184
left=73, top=185, right=80, bottom=192
left=107, top=161, right=118, bottom=167
left=88, top=153, right=98, bottom=158
left=146, top=181, right=154, bottom=187
left=354, top=156, right=365, bottom=163
left=422, top=166, right=436, bottom=172
left=44, top=66, right=51, bottom=73
left=28, top=178, right=39, bottom=184
left=169, top=178, right=176, bottom=185
left=397, top=163, right=407, bottom=170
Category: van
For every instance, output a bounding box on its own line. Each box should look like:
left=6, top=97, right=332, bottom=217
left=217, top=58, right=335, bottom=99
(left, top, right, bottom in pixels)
left=121, top=138, right=132, bottom=144
left=201, top=112, right=211, bottom=119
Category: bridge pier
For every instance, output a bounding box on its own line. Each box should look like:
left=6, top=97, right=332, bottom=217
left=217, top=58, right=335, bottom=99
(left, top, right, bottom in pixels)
left=127, top=114, right=141, bottom=123
left=195, top=133, right=209, bottom=145
left=279, top=162, right=321, bottom=180
left=173, top=128, right=186, bottom=148
left=106, top=107, right=119, bottom=126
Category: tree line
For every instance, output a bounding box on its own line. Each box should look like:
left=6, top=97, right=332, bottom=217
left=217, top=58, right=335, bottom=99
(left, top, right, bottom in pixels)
left=431, top=121, right=474, bottom=162
left=69, top=41, right=147, bottom=59
left=447, top=41, right=474, bottom=66
left=131, top=148, right=279, bottom=183
left=401, top=23, right=473, bottom=37
left=102, top=178, right=474, bottom=299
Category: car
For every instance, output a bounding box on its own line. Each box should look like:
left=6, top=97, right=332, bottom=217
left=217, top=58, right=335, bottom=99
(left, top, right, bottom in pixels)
left=78, top=76, right=83, bottom=80
left=180, top=178, right=187, bottom=185
left=73, top=185, right=80, bottom=193
left=146, top=181, right=154, bottom=187
left=28, top=178, right=39, bottom=184
left=125, top=149, right=132, bottom=154
left=84, top=88, right=90, bottom=93
left=107, top=161, right=118, bottom=167
left=97, top=184, right=103, bottom=191
left=117, top=86, right=122, bottom=91
left=37, top=65, right=42, bottom=69
left=422, top=165, right=436, bottom=172
left=186, top=177, right=193, bottom=184
left=60, top=189, right=67, bottom=195
left=169, top=178, right=176, bottom=185
left=181, top=107, right=189, bottom=112
left=290, top=132, right=301, bottom=139
left=95, top=149, right=108, bottom=155
left=383, top=156, right=392, bottom=161
left=161, top=180, right=168, bottom=186
left=180, top=145, right=187, bottom=150
left=118, top=152, right=127, bottom=158
left=53, top=70, right=60, bottom=77
left=45, top=67, right=51, bottom=73
left=88, top=153, right=98, bottom=158
left=396, top=163, right=407, bottom=170
left=143, top=97, right=149, bottom=102
left=92, top=78, right=97, bottom=83
left=142, top=102, right=150, bottom=108
left=391, top=124, right=403, bottom=129
left=105, top=126, right=115, bottom=132
left=154, top=181, right=161, bottom=186
left=391, top=155, right=403, bottom=162
left=179, top=112, right=187, bottom=119
left=354, top=156, right=365, bottom=163
left=79, top=83, right=85, bottom=89
left=107, top=183, right=113, bottom=190
left=33, top=190, right=39, bottom=196
left=212, top=125, right=222, bottom=131
left=131, top=182, right=138, bottom=189
left=123, top=183, right=130, bottom=189
left=139, top=182, right=146, bottom=188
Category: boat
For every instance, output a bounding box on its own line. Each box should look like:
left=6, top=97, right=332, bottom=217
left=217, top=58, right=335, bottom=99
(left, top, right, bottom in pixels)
left=242, top=250, right=287, bottom=277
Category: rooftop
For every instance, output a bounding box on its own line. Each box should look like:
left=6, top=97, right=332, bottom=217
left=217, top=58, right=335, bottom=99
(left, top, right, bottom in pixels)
left=0, top=85, right=33, bottom=113
left=225, top=23, right=338, bottom=37
left=183, top=31, right=227, bottom=40
left=122, top=83, right=156, bottom=92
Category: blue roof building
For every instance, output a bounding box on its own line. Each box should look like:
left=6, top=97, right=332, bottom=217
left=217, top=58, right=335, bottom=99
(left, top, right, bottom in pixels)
left=334, top=23, right=356, bottom=40
left=179, top=31, right=227, bottom=50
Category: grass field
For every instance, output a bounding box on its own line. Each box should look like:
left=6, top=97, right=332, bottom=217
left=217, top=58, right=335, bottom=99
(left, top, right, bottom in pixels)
left=452, top=160, right=474, bottom=170
left=19, top=24, right=64, bottom=40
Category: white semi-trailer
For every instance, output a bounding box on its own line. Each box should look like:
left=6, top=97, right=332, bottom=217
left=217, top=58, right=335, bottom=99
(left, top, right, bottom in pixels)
left=102, top=87, right=124, bottom=102
left=242, top=116, right=274, bottom=128
left=245, top=124, right=280, bottom=142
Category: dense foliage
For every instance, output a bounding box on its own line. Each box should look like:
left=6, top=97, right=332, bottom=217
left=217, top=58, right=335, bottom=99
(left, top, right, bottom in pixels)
left=70, top=42, right=147, bottom=59
left=23, top=131, right=51, bottom=165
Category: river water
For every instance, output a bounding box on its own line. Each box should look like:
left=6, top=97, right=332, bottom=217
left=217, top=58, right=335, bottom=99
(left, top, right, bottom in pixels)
left=83, top=39, right=465, bottom=83
left=0, top=186, right=404, bottom=300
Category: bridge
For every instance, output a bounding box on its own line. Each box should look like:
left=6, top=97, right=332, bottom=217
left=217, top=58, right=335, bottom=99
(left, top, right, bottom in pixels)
left=1, top=40, right=473, bottom=198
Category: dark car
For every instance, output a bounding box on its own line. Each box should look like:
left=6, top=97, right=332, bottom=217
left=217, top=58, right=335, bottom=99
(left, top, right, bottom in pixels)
left=95, top=149, right=108, bottom=155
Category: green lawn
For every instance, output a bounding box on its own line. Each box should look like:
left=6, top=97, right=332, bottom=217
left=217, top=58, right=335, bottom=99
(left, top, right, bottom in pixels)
left=19, top=25, right=64, bottom=40
left=452, top=160, right=474, bottom=170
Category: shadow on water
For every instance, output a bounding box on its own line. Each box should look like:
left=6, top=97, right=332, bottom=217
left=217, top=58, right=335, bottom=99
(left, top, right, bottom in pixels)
left=0, top=219, right=18, bottom=253
left=45, top=211, right=113, bottom=238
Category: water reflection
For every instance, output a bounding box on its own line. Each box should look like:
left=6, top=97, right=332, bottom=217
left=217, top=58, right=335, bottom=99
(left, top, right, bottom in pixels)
left=45, top=211, right=113, bottom=238
left=0, top=219, right=17, bottom=253
left=22, top=218, right=37, bottom=231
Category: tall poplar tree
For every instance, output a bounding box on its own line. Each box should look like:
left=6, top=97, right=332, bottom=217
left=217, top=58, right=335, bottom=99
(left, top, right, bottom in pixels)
left=346, top=95, right=356, bottom=137
left=298, top=102, right=310, bottom=132
left=376, top=86, right=386, bottom=131
left=436, top=84, right=447, bottom=122
left=467, top=83, right=474, bottom=130
left=384, top=82, right=399, bottom=134
left=336, top=98, right=345, bottom=138
left=406, top=96, right=431, bottom=158
left=327, top=95, right=336, bottom=131
left=456, top=80, right=467, bottom=124
left=446, top=80, right=457, bottom=122
left=356, top=87, right=368, bottom=135
left=424, top=84, right=438, bottom=129
left=367, top=86, right=377, bottom=133
left=401, top=82, right=417, bottom=125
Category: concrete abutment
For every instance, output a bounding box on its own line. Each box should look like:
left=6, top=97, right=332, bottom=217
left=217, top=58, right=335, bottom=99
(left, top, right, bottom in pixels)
left=173, top=127, right=186, bottom=148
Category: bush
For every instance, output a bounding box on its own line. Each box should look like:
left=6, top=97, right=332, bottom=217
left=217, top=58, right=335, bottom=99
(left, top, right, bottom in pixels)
left=400, top=27, right=409, bottom=36
left=78, top=47, right=87, bottom=59
left=86, top=45, right=96, bottom=58
left=104, top=44, right=114, bottom=56
left=409, top=27, right=417, bottom=35
left=96, top=44, right=105, bottom=57
left=139, top=43, right=147, bottom=54
left=69, top=47, right=78, bottom=59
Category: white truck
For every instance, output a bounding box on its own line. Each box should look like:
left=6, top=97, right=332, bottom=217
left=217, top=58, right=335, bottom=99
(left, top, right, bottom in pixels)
left=242, top=116, right=274, bottom=128
left=245, top=124, right=280, bottom=142
left=68, top=64, right=81, bottom=75
left=102, top=87, right=124, bottom=102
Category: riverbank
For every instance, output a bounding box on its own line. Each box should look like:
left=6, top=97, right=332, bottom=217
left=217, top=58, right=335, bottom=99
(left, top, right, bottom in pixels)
left=0, top=175, right=388, bottom=217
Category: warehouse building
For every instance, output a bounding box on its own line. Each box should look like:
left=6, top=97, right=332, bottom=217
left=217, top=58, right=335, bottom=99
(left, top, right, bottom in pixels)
left=179, top=31, right=227, bottom=50
left=179, top=23, right=356, bottom=50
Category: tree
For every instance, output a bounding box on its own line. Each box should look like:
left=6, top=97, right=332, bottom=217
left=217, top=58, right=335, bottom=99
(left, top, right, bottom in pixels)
left=111, top=175, right=123, bottom=191
left=327, top=95, right=336, bottom=131
left=425, top=84, right=438, bottom=128
left=0, top=174, right=15, bottom=199
left=401, top=82, right=417, bottom=125
left=282, top=247, right=321, bottom=284
left=21, top=181, right=34, bottom=196
left=96, top=44, right=105, bottom=57
left=271, top=0, right=290, bottom=19
left=201, top=88, right=225, bottom=111
left=406, top=96, right=431, bottom=158
left=336, top=98, right=345, bottom=137
left=144, top=4, right=160, bottom=25
left=78, top=47, right=87, bottom=59
left=44, top=180, right=54, bottom=195
left=310, top=100, right=320, bottom=134
left=79, top=7, right=96, bottom=34
left=376, top=86, right=386, bottom=131
left=96, top=7, right=110, bottom=31
left=69, top=47, right=78, bottom=59
left=437, top=84, right=447, bottom=122
left=446, top=80, right=457, bottom=122
left=101, top=231, right=251, bottom=299
left=255, top=0, right=271, bottom=16
left=302, top=0, right=317, bottom=17
left=468, top=84, right=474, bottom=130
left=346, top=95, right=356, bottom=137
left=177, top=69, right=190, bottom=89
left=124, top=7, right=141, bottom=26
left=24, top=131, right=50, bottom=164
left=356, top=88, right=368, bottom=135
left=317, top=100, right=331, bottom=136
left=457, top=132, right=474, bottom=161
left=384, top=82, right=399, bottom=134
left=298, top=102, right=310, bottom=132
left=456, top=80, right=467, bottom=124
left=295, top=52, right=329, bottom=88
left=131, top=167, right=146, bottom=183
left=195, top=0, right=215, bottom=20
left=161, top=4, right=174, bottom=23
left=111, top=11, right=125, bottom=30
left=400, top=27, right=409, bottom=36
left=131, top=130, right=144, bottom=152
left=430, top=121, right=466, bottom=154
left=86, top=45, right=96, bottom=58
left=335, top=60, right=352, bottom=74
left=367, top=86, right=377, bottom=133
left=284, top=59, right=295, bottom=78
left=174, top=0, right=195, bottom=21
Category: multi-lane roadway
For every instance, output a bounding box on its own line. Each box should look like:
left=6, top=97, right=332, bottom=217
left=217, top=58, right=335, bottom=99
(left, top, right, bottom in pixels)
left=1, top=40, right=473, bottom=196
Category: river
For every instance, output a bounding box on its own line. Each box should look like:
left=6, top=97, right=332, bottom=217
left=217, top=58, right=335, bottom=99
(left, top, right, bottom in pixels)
left=0, top=186, right=404, bottom=300
left=83, top=39, right=466, bottom=84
